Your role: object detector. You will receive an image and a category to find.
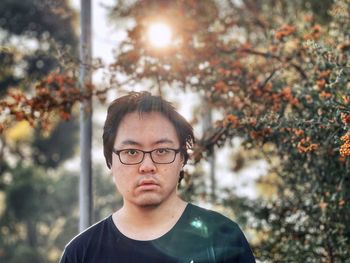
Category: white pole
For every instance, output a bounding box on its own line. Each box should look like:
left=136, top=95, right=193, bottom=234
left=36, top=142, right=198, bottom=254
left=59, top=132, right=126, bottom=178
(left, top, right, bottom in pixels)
left=79, top=0, right=93, bottom=231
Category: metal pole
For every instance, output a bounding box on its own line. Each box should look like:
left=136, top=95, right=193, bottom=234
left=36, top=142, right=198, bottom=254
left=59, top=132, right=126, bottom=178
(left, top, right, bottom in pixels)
left=202, top=101, right=216, bottom=202
left=79, top=0, right=93, bottom=231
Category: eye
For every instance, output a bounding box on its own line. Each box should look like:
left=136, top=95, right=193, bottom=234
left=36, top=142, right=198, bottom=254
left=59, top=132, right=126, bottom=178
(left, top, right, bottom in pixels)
left=155, top=148, right=170, bottom=155
left=125, top=149, right=140, bottom=156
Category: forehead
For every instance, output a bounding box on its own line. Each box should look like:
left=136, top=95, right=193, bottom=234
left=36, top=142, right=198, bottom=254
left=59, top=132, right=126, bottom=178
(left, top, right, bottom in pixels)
left=114, top=111, right=179, bottom=146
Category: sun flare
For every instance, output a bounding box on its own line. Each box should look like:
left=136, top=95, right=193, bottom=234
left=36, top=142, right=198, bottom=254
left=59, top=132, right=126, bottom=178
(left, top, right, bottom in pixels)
left=147, top=22, right=172, bottom=48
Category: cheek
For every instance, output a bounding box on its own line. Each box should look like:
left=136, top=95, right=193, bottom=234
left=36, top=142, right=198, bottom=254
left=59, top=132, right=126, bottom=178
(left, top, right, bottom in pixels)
left=112, top=165, right=130, bottom=190
left=113, top=172, right=132, bottom=196
left=162, top=161, right=182, bottom=177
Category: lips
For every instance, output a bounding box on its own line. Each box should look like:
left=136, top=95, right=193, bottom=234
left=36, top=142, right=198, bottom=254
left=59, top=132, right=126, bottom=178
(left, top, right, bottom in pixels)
left=138, top=179, right=159, bottom=186
left=137, top=178, right=159, bottom=190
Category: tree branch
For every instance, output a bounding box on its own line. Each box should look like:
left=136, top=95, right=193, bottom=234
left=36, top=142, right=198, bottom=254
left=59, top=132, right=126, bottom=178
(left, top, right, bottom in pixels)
left=220, top=47, right=308, bottom=79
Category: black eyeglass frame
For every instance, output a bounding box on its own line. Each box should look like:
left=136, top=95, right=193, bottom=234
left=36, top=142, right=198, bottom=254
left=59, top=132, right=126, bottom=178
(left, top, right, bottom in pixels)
left=112, top=148, right=182, bottom=165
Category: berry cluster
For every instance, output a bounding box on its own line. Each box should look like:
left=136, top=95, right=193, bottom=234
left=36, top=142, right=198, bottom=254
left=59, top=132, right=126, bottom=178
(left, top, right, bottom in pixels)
left=340, top=132, right=350, bottom=157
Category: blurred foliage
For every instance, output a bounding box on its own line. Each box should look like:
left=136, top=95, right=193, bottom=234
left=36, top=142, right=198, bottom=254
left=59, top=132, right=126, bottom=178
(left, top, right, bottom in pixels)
left=0, top=165, right=79, bottom=263
left=0, top=1, right=81, bottom=262
left=0, top=1, right=120, bottom=262
left=0, top=0, right=78, bottom=95
left=0, top=0, right=76, bottom=43
left=32, top=119, right=79, bottom=168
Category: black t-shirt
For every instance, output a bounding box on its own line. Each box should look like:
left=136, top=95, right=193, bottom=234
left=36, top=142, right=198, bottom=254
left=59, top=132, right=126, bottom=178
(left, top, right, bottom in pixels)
left=60, top=203, right=255, bottom=263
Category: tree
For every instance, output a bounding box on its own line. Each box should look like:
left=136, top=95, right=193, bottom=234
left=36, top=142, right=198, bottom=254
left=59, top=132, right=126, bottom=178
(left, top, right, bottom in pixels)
left=0, top=0, right=77, bottom=92
left=0, top=1, right=81, bottom=262
left=0, top=165, right=79, bottom=263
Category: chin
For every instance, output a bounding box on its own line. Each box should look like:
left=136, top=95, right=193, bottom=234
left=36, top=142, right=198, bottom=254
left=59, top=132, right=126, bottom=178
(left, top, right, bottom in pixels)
left=135, top=195, right=163, bottom=207
left=136, top=201, right=162, bottom=209
left=138, top=203, right=161, bottom=209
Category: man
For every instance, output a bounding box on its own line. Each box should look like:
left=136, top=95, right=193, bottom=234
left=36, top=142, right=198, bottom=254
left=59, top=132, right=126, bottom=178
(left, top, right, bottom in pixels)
left=60, top=91, right=256, bottom=263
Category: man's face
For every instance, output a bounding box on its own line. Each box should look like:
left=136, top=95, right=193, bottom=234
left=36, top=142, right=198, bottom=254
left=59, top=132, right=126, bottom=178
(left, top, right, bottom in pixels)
left=112, top=111, right=183, bottom=208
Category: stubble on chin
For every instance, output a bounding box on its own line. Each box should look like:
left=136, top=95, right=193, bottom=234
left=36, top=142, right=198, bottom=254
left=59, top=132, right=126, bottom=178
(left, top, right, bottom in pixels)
left=133, top=195, right=163, bottom=208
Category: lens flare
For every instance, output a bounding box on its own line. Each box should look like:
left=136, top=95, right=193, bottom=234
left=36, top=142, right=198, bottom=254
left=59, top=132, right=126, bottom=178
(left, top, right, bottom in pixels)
left=147, top=22, right=172, bottom=48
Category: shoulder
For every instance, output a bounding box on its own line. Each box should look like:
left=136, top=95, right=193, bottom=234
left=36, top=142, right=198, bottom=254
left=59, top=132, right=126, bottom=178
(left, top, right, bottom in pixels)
left=186, top=203, right=249, bottom=245
left=186, top=203, right=256, bottom=262
left=60, top=216, right=112, bottom=262
left=187, top=203, right=239, bottom=228
left=67, top=216, right=111, bottom=248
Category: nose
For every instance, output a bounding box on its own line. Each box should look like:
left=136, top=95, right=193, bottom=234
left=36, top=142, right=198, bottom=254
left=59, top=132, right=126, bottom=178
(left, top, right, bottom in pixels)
left=139, top=152, right=156, bottom=173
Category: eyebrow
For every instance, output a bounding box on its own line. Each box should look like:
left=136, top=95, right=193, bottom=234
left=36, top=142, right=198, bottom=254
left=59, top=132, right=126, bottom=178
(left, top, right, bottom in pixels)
left=154, top=138, right=175, bottom=145
left=120, top=140, right=142, bottom=147
left=119, top=138, right=175, bottom=147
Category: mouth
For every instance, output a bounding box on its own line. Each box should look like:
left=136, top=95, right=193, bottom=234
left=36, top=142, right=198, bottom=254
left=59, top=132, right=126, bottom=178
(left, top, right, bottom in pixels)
left=137, top=179, right=159, bottom=190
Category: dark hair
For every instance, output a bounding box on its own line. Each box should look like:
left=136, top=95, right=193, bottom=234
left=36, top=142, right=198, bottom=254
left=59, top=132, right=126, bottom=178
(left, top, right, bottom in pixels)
left=103, top=91, right=194, bottom=182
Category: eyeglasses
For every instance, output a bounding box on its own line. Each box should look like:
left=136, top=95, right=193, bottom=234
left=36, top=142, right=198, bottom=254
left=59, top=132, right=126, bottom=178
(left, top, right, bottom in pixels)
left=112, top=148, right=181, bottom=165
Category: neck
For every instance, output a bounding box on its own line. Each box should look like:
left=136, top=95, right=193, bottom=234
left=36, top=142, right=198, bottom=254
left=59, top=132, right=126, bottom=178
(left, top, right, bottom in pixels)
left=120, top=196, right=186, bottom=226
left=113, top=196, right=187, bottom=240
